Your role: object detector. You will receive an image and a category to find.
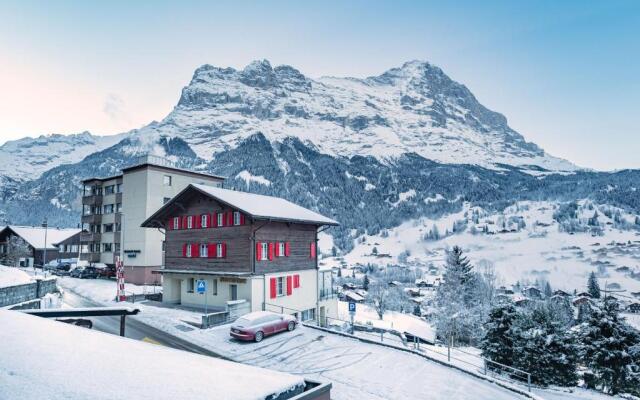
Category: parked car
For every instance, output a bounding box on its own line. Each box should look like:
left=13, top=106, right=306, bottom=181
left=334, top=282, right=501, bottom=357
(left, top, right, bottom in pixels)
left=70, top=266, right=98, bottom=279
left=96, top=265, right=116, bottom=279
left=52, top=263, right=71, bottom=276
left=230, top=311, right=297, bottom=342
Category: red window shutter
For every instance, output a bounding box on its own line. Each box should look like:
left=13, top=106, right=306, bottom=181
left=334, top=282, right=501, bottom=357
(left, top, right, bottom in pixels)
left=167, top=219, right=173, bottom=230
left=182, top=243, right=187, bottom=257
left=286, top=276, right=293, bottom=296
left=207, top=214, right=212, bottom=228
left=240, top=213, right=245, bottom=225
left=207, top=243, right=215, bottom=258
left=294, top=274, right=300, bottom=288
left=275, top=242, right=280, bottom=257
left=256, top=242, right=262, bottom=261
left=270, top=278, right=277, bottom=299
left=221, top=242, right=227, bottom=258
left=212, top=212, right=218, bottom=227
left=268, top=242, right=274, bottom=261
left=192, top=243, right=199, bottom=257
left=310, top=242, right=316, bottom=258
left=227, top=211, right=233, bottom=226
left=182, top=216, right=188, bottom=230
left=195, top=215, right=201, bottom=229
left=285, top=242, right=291, bottom=257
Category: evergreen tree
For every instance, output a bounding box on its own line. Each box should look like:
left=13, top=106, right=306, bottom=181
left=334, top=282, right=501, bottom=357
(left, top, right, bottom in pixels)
left=363, top=274, right=370, bottom=291
left=581, top=298, right=640, bottom=394
left=337, top=268, right=342, bottom=278
left=543, top=281, right=553, bottom=298
left=511, top=303, right=579, bottom=386
left=351, top=269, right=356, bottom=279
left=587, top=272, right=601, bottom=299
left=413, top=303, right=421, bottom=316
left=481, top=301, right=517, bottom=369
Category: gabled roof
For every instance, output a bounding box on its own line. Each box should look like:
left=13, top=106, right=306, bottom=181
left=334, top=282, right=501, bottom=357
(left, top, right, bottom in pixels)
left=142, top=184, right=338, bottom=227
left=1, top=226, right=81, bottom=249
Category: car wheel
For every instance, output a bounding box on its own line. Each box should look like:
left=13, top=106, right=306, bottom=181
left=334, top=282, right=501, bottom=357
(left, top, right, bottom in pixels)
left=287, top=321, right=295, bottom=331
left=254, top=331, right=264, bottom=343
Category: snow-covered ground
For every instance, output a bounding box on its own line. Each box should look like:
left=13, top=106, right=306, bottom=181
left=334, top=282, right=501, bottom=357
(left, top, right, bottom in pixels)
left=0, top=310, right=305, bottom=400
left=322, top=201, right=640, bottom=295
left=55, top=277, right=529, bottom=399
left=0, top=265, right=32, bottom=288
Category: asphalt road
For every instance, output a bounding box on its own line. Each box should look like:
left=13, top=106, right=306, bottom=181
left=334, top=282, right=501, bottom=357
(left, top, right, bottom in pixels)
left=61, top=289, right=228, bottom=359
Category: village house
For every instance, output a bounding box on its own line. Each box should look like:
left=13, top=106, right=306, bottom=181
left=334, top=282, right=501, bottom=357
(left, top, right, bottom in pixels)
left=0, top=226, right=80, bottom=268
left=141, top=184, right=339, bottom=325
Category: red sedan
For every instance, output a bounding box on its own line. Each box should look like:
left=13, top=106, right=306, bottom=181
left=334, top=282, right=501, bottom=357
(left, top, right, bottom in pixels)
left=230, top=311, right=297, bottom=342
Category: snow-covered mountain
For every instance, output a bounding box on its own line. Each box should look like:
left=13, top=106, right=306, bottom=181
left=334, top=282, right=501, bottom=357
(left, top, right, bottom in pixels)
left=0, top=131, right=128, bottom=181
left=103, top=59, right=577, bottom=172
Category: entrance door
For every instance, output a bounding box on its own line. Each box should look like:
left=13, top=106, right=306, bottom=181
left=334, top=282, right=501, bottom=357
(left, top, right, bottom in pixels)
left=230, top=284, right=238, bottom=301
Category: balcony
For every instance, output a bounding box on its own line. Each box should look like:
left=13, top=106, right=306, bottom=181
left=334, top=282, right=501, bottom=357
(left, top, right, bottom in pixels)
left=80, top=232, right=101, bottom=242
left=80, top=252, right=101, bottom=263
left=82, top=195, right=103, bottom=206
left=319, top=288, right=339, bottom=301
left=81, top=214, right=102, bottom=224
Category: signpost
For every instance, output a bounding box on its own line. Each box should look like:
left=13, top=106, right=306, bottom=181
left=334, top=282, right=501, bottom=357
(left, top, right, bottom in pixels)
left=348, top=301, right=356, bottom=334
left=115, top=257, right=125, bottom=302
left=196, top=279, right=208, bottom=315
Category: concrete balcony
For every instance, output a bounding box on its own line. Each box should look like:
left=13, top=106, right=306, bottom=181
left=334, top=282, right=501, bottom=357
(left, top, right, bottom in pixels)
left=80, top=252, right=101, bottom=263
left=80, top=232, right=101, bottom=242
left=81, top=214, right=102, bottom=224
left=82, top=195, right=103, bottom=206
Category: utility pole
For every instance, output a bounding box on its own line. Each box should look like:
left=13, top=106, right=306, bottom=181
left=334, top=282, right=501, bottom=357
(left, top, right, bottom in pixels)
left=42, top=218, right=48, bottom=274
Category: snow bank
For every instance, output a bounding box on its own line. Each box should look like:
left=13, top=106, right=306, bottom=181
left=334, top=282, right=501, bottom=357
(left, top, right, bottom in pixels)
left=0, top=265, right=32, bottom=288
left=0, top=310, right=305, bottom=400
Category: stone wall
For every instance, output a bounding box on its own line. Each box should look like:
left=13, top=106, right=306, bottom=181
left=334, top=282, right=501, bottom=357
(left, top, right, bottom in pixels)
left=0, top=278, right=57, bottom=307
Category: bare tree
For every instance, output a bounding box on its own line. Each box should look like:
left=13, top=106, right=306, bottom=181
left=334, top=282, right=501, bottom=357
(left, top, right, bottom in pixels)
left=367, top=282, right=389, bottom=320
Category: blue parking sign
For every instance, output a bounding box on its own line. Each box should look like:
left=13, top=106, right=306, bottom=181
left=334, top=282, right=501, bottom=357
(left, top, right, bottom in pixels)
left=348, top=301, right=356, bottom=313
left=196, top=279, right=207, bottom=294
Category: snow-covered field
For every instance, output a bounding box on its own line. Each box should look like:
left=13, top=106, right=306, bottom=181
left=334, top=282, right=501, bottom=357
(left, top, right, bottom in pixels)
left=322, top=201, right=640, bottom=295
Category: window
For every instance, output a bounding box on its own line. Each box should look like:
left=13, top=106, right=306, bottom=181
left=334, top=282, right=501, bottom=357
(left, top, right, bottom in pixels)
left=217, top=213, right=224, bottom=227
left=186, top=244, right=192, bottom=258
left=278, top=242, right=285, bottom=257
left=83, top=205, right=91, bottom=215
left=116, top=203, right=122, bottom=213
left=103, top=243, right=113, bottom=252
left=0, top=244, right=6, bottom=253
left=114, top=243, right=121, bottom=253
left=163, top=175, right=172, bottom=186
left=103, top=223, right=114, bottom=233
left=173, top=217, right=180, bottom=230
left=91, top=224, right=101, bottom=233
left=301, top=308, right=316, bottom=322
left=163, top=197, right=171, bottom=204
left=212, top=278, right=218, bottom=295
left=104, top=185, right=115, bottom=195
left=201, top=214, right=208, bottom=228
left=216, top=243, right=223, bottom=258
left=233, top=211, right=241, bottom=225
left=103, top=204, right=114, bottom=214
left=200, top=243, right=208, bottom=258
left=187, top=216, right=193, bottom=229
left=261, top=242, right=268, bottom=261
left=187, top=278, right=194, bottom=293
left=277, top=277, right=285, bottom=296
left=115, top=223, right=121, bottom=232
left=162, top=241, right=165, bottom=251
left=116, top=183, right=123, bottom=193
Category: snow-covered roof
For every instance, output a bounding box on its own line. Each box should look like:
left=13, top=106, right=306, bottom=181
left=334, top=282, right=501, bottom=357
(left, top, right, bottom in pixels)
left=0, top=265, right=32, bottom=288
left=0, top=310, right=305, bottom=400
left=2, top=226, right=80, bottom=249
left=344, top=291, right=364, bottom=302
left=145, top=183, right=338, bottom=226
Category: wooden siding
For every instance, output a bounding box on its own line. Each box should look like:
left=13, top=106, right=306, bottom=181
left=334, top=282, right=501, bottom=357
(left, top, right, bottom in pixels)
left=254, top=222, right=317, bottom=274
left=163, top=191, right=319, bottom=275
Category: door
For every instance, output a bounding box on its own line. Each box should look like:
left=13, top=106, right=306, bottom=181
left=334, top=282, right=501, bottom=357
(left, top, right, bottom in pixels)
left=230, top=284, right=238, bottom=301
left=320, top=306, right=326, bottom=327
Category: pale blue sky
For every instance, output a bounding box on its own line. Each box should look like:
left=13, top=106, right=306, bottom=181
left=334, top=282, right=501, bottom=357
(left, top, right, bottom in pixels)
left=0, top=0, right=638, bottom=170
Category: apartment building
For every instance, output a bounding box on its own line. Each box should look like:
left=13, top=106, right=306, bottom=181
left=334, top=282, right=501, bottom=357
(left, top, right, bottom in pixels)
left=141, top=184, right=340, bottom=325
left=80, top=156, right=225, bottom=284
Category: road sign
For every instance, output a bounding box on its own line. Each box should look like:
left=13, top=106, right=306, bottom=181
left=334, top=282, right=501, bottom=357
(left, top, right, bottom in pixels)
left=348, top=301, right=356, bottom=314
left=196, top=279, right=207, bottom=294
